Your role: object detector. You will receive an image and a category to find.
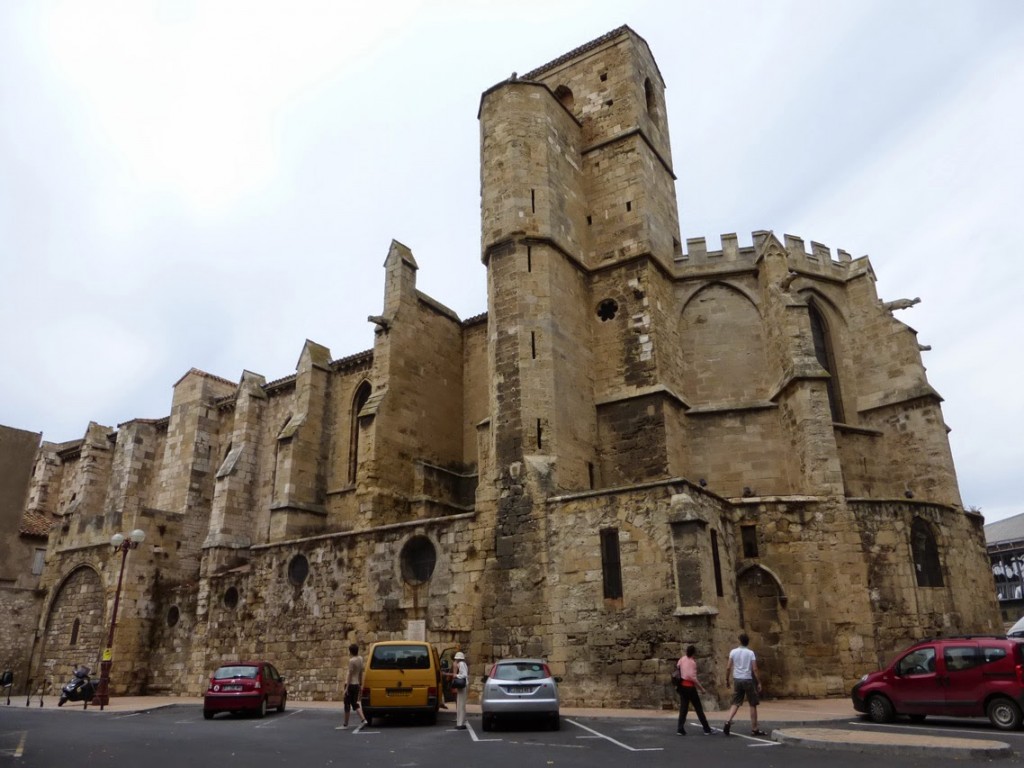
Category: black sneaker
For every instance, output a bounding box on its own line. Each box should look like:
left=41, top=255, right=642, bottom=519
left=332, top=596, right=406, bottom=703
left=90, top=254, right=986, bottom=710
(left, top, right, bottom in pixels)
left=722, top=722, right=731, bottom=736
left=676, top=730, right=685, bottom=736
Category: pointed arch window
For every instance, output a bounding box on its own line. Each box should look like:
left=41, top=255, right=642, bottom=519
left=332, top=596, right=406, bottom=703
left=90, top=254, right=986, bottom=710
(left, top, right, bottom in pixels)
left=349, top=381, right=372, bottom=484
left=808, top=303, right=844, bottom=422
left=911, top=518, right=944, bottom=587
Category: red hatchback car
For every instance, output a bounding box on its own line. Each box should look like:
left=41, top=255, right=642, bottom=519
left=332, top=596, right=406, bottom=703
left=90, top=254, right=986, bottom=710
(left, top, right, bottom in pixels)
left=852, top=636, right=1024, bottom=730
left=204, top=661, right=287, bottom=719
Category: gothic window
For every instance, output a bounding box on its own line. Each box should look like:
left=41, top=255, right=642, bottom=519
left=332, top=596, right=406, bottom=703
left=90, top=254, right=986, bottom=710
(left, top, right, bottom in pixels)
left=349, top=381, right=372, bottom=484
left=808, top=302, right=844, bottom=422
left=911, top=518, right=944, bottom=587
left=600, top=528, right=623, bottom=600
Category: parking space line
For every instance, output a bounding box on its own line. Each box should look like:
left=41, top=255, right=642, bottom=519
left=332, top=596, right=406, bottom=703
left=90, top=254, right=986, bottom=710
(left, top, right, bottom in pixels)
left=566, top=718, right=663, bottom=751
left=0, top=731, right=27, bottom=758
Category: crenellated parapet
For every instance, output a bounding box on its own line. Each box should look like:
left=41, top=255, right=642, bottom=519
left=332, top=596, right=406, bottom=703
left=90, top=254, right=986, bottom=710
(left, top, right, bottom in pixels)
left=676, top=231, right=874, bottom=283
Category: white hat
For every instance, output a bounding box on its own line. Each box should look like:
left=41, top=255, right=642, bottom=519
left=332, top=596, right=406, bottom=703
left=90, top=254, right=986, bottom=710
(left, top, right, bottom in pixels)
left=454, top=652, right=465, bottom=660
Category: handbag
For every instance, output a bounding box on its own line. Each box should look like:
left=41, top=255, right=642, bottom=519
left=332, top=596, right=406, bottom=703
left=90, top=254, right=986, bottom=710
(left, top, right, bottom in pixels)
left=452, top=676, right=467, bottom=690
left=670, top=666, right=681, bottom=686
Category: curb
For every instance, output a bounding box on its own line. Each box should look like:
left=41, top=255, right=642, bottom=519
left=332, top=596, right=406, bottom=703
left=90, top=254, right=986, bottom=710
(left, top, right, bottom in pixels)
left=772, top=728, right=1015, bottom=759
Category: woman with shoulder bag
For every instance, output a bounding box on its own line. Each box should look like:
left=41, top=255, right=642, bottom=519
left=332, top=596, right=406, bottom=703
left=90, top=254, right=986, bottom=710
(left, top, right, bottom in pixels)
left=449, top=651, right=469, bottom=729
left=676, top=645, right=713, bottom=735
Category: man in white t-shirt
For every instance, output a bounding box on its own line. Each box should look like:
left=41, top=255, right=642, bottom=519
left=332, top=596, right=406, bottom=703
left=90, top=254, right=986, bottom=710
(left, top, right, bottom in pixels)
left=722, top=633, right=765, bottom=736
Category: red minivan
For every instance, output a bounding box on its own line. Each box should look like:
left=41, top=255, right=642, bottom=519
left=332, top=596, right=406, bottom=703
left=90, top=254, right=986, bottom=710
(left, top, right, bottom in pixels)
left=852, top=636, right=1024, bottom=730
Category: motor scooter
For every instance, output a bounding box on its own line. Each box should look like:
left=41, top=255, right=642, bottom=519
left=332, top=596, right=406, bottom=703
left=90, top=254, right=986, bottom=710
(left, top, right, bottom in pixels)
left=57, top=665, right=95, bottom=707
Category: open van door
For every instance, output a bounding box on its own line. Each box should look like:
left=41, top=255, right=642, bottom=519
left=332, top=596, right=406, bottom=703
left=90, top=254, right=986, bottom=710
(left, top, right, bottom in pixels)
left=439, top=647, right=458, bottom=703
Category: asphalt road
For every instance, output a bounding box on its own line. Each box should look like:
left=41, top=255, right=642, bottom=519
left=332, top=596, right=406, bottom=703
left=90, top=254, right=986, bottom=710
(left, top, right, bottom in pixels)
left=0, top=704, right=1011, bottom=768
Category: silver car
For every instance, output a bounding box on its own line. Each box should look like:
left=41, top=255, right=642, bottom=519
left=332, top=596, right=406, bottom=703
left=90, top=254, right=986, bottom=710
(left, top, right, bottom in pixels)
left=480, top=658, right=561, bottom=731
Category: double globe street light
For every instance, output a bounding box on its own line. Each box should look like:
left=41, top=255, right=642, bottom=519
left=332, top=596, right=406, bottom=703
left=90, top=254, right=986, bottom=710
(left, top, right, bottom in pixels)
left=94, top=528, right=146, bottom=709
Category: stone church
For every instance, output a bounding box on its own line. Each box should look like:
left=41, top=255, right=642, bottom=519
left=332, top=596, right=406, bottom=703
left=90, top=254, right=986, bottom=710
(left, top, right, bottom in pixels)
left=1, top=26, right=999, bottom=708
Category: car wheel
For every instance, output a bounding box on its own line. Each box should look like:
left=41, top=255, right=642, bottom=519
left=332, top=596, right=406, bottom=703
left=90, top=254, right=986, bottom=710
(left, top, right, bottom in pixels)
left=549, top=713, right=560, bottom=731
left=277, top=694, right=286, bottom=713
left=867, top=694, right=895, bottom=724
left=257, top=697, right=268, bottom=719
left=987, top=697, right=1023, bottom=731
left=203, top=710, right=214, bottom=720
left=482, top=715, right=492, bottom=732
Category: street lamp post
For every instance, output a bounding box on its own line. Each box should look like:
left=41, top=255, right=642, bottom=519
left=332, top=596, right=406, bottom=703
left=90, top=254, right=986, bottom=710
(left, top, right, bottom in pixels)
left=94, top=528, right=145, bottom=709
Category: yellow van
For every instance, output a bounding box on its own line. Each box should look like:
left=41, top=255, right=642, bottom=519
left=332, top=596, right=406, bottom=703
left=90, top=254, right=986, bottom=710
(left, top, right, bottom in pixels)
left=360, top=641, right=454, bottom=725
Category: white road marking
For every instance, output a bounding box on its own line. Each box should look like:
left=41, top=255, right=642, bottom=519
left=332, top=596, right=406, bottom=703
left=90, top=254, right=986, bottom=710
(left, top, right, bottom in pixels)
left=566, top=718, right=663, bottom=751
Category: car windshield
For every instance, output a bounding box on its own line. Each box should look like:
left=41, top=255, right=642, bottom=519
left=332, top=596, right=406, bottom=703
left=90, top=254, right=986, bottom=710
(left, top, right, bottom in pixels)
left=492, top=662, right=548, bottom=681
left=213, top=665, right=259, bottom=680
left=370, top=645, right=430, bottom=670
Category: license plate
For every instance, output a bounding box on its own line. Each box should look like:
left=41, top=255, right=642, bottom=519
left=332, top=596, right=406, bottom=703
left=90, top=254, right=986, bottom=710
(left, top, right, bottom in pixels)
left=386, top=687, right=412, bottom=697
left=505, top=685, right=535, bottom=694
left=221, top=685, right=243, bottom=691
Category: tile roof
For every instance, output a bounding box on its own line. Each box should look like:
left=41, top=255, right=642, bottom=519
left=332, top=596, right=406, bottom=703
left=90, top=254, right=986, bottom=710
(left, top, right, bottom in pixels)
left=19, top=509, right=54, bottom=538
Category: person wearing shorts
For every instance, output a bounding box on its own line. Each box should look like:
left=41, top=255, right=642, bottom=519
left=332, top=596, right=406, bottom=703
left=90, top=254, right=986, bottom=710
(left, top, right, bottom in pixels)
left=341, top=643, right=368, bottom=728
left=722, top=633, right=765, bottom=736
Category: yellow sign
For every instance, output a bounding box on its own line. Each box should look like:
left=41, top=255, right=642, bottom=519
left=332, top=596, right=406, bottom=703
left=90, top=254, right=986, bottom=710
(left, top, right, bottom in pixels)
left=102, top=648, right=112, bottom=662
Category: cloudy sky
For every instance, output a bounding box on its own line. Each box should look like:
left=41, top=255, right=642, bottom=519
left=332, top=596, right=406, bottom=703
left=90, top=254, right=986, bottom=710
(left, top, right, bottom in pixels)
left=1, top=1, right=1021, bottom=523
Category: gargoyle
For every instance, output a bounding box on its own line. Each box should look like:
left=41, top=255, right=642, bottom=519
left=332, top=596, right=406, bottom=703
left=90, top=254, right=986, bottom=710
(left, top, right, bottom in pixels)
left=367, top=315, right=391, bottom=332
left=778, top=271, right=799, bottom=291
left=882, top=297, right=920, bottom=312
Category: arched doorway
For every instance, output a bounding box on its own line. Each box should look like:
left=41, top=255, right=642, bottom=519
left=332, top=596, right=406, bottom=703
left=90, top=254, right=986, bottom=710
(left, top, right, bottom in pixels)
left=38, top=566, right=105, bottom=687
left=736, top=565, right=788, bottom=694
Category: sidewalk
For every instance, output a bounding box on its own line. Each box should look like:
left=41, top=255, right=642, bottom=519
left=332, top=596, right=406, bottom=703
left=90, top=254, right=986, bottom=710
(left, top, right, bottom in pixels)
left=7, top=694, right=1015, bottom=758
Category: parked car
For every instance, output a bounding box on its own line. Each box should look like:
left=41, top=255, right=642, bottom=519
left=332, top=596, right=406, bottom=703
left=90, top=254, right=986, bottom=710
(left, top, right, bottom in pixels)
left=480, top=658, right=561, bottom=731
left=852, top=635, right=1024, bottom=730
left=1008, top=616, right=1024, bottom=638
left=203, top=661, right=287, bottom=719
left=361, top=641, right=447, bottom=725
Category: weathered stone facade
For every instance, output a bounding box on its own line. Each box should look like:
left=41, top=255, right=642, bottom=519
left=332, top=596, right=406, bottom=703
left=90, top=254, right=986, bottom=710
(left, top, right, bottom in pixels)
left=5, top=26, right=999, bottom=709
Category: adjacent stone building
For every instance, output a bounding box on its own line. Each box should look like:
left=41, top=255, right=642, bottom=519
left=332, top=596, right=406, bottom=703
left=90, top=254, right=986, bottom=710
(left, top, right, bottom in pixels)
left=3, top=26, right=999, bottom=708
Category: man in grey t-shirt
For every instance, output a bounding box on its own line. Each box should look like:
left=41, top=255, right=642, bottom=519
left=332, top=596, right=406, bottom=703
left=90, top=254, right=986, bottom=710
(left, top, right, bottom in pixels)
left=722, top=633, right=765, bottom=736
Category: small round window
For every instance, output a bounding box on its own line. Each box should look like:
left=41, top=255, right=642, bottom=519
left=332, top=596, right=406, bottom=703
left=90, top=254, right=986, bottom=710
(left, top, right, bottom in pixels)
left=597, top=299, right=618, bottom=321
left=223, top=586, right=239, bottom=609
left=288, top=554, right=309, bottom=586
left=400, top=536, right=437, bottom=585
left=167, top=605, right=180, bottom=628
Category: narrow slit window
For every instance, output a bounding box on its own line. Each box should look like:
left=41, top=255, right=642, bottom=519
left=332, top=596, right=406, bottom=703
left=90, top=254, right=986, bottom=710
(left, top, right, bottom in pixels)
left=586, top=215, right=592, bottom=226
left=711, top=530, right=724, bottom=597
left=626, top=201, right=632, bottom=212
left=527, top=246, right=532, bottom=272
left=531, top=331, right=536, bottom=359
left=70, top=618, right=80, bottom=646
left=600, top=528, right=623, bottom=599
left=536, top=419, right=543, bottom=449
left=741, top=526, right=759, bottom=558
left=531, top=189, right=535, bottom=213
left=587, top=462, right=595, bottom=489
